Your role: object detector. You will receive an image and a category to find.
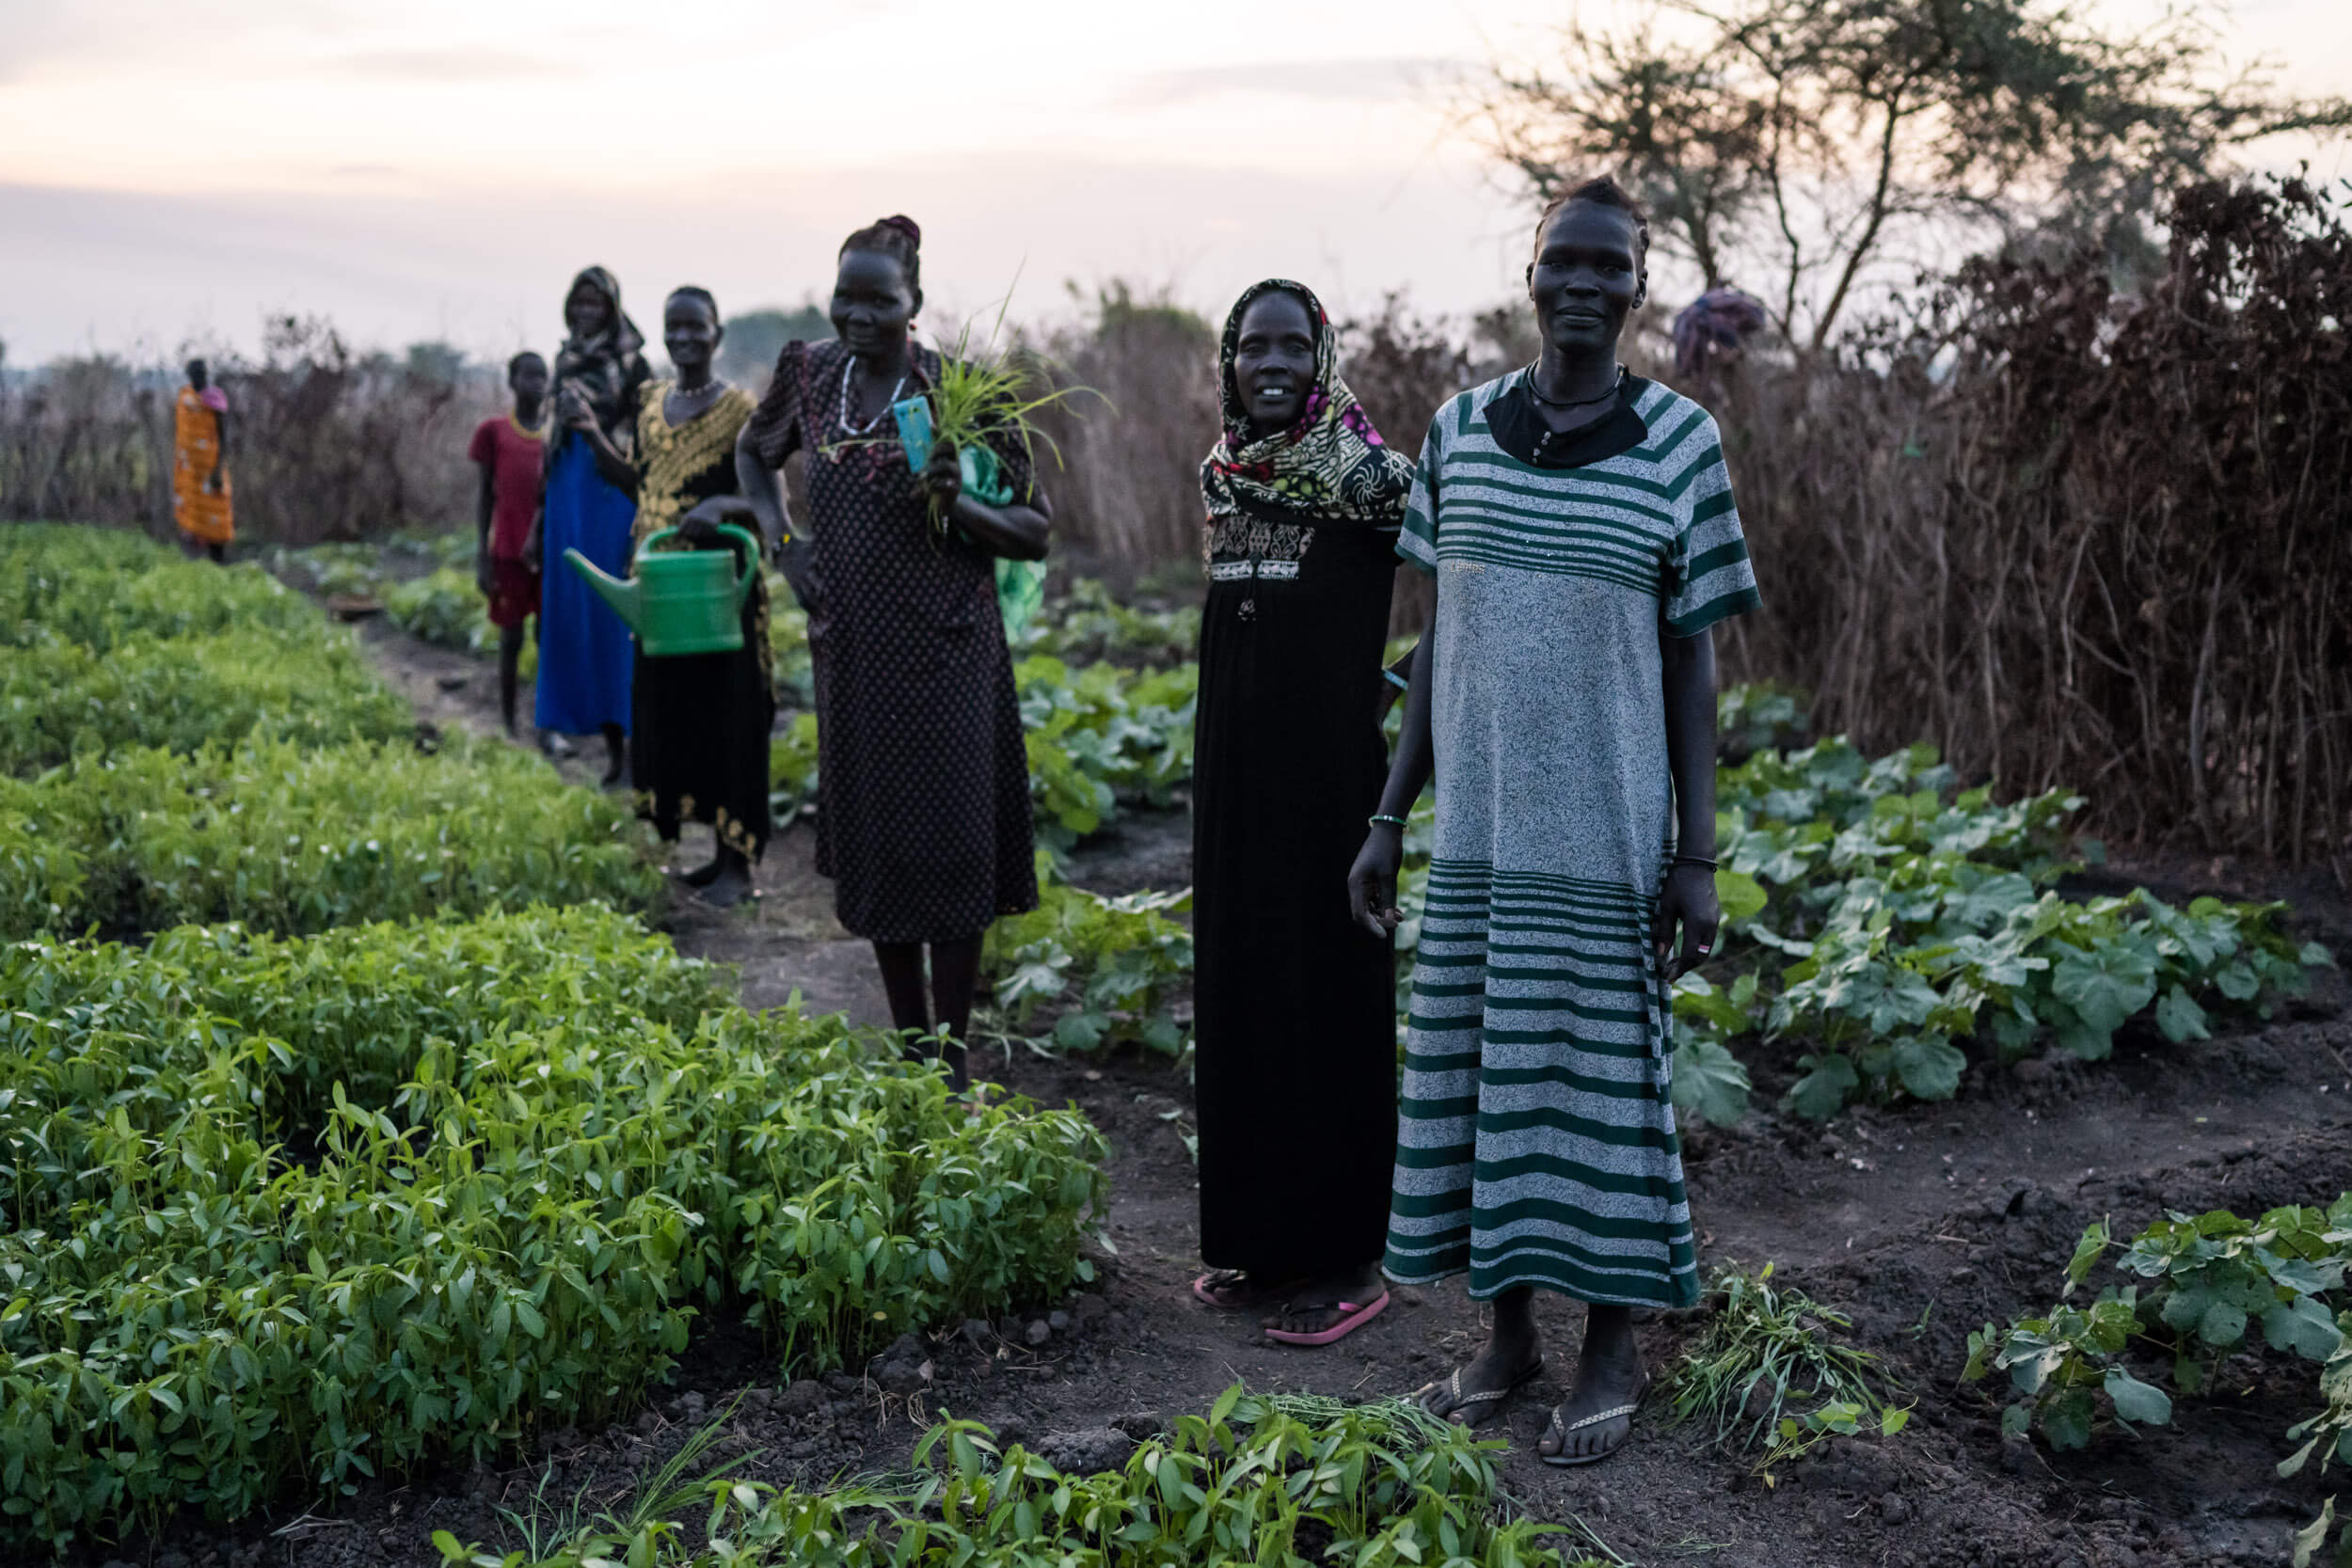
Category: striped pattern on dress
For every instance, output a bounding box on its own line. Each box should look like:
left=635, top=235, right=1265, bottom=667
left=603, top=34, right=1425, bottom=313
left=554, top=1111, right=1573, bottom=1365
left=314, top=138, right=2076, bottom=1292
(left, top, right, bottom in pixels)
left=1380, top=371, right=1757, bottom=1307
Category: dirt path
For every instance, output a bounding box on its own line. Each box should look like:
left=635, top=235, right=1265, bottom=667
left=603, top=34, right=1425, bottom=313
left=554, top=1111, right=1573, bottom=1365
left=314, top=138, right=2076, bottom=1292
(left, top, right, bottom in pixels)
left=128, top=609, right=2352, bottom=1568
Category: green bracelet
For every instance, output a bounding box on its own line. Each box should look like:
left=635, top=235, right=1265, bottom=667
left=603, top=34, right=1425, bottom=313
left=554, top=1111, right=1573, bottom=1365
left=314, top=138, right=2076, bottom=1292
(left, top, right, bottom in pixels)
left=1369, top=814, right=1408, bottom=831
left=1382, top=669, right=1409, bottom=691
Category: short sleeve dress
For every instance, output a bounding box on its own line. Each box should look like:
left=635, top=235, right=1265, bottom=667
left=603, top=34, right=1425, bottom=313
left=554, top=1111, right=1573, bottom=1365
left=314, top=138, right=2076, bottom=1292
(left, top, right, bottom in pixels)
left=742, top=339, right=1042, bottom=942
left=1382, top=370, right=1760, bottom=1310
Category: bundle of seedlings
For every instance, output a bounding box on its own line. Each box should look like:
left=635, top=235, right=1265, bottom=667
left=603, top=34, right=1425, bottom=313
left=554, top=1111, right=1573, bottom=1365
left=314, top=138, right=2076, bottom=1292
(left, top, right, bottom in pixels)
left=1669, top=1263, right=1911, bottom=1484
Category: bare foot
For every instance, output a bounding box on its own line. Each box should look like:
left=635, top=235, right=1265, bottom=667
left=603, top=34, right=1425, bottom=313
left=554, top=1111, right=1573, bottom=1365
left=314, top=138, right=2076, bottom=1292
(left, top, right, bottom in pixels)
left=1536, top=1305, right=1648, bottom=1465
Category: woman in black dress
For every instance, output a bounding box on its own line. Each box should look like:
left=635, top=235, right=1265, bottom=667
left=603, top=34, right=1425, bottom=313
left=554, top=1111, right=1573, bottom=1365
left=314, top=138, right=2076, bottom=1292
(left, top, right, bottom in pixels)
left=1191, top=278, right=1415, bottom=1345
left=570, top=285, right=771, bottom=906
left=734, top=215, right=1048, bottom=1089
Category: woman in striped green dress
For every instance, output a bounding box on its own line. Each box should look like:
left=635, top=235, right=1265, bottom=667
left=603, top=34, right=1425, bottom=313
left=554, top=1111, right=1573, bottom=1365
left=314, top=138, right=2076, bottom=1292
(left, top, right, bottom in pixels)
left=1347, top=177, right=1759, bottom=1466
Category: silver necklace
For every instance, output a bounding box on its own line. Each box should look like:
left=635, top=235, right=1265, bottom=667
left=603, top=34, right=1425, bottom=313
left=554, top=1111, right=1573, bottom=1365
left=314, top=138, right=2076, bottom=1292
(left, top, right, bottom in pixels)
left=836, top=356, right=908, bottom=436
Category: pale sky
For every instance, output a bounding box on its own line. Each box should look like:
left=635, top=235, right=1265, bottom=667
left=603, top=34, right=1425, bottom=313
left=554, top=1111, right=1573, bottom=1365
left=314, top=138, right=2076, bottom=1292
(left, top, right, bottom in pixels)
left=2, top=0, right=2345, bottom=366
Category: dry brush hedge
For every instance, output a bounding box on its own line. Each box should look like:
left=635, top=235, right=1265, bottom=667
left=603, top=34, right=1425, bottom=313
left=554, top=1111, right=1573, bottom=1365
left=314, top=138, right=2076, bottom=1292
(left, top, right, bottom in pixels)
left=1715, top=176, right=2352, bottom=868
left=0, top=908, right=1110, bottom=1554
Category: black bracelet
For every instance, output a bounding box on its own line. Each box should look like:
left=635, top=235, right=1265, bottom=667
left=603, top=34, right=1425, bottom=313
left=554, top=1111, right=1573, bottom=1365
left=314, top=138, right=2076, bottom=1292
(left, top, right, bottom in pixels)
left=1671, top=854, right=1718, bottom=870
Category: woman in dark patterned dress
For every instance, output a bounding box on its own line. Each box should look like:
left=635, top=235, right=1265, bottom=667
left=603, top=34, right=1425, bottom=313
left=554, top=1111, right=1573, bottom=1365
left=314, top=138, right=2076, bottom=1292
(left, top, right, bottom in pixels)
left=571, top=285, right=770, bottom=907
left=1190, top=279, right=1415, bottom=1347
left=735, top=215, right=1047, bottom=1089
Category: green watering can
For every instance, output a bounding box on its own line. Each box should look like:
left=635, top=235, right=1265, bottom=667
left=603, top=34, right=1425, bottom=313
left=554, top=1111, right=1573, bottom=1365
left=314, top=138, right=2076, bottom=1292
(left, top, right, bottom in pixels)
left=564, top=523, right=762, bottom=657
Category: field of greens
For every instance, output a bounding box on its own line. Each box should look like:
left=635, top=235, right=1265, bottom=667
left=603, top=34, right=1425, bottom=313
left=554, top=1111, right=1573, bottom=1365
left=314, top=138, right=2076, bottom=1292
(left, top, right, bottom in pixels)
left=90, top=524, right=2348, bottom=1567
left=0, top=525, right=1115, bottom=1557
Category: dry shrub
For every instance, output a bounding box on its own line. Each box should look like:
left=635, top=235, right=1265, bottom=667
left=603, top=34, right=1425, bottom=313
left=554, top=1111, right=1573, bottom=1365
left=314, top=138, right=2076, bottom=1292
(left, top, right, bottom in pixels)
left=1025, top=283, right=1219, bottom=583
left=0, top=319, right=496, bottom=545
left=0, top=356, right=165, bottom=525
left=221, top=317, right=494, bottom=544
left=1718, top=176, right=2350, bottom=868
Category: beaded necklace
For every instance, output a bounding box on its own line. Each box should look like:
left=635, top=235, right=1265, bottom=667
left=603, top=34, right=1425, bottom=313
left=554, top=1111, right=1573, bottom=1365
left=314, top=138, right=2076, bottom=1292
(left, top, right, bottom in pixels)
left=835, top=356, right=908, bottom=438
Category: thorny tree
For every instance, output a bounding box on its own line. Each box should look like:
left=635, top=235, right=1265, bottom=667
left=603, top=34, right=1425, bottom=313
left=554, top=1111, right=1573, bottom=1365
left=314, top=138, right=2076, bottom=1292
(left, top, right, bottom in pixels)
left=1468, top=0, right=2351, bottom=350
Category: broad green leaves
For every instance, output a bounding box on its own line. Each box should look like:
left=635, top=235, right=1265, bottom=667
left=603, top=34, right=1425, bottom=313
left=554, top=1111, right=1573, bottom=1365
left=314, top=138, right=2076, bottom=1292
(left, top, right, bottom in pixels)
left=984, top=860, right=1193, bottom=1057
left=2050, top=939, right=2159, bottom=1039
left=1670, top=1037, right=1753, bottom=1128
left=1969, top=1195, right=2352, bottom=1460
left=1714, top=869, right=1768, bottom=924
left=1706, top=729, right=2328, bottom=1119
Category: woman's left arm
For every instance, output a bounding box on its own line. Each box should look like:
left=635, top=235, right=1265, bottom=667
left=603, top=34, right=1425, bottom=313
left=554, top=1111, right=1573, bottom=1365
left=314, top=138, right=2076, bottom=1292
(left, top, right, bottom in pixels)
left=922, top=441, right=1049, bottom=561
left=1655, top=625, right=1720, bottom=981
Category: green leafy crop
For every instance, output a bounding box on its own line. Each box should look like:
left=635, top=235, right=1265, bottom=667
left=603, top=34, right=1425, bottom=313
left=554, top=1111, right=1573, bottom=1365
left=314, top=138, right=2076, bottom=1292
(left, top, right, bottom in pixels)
left=984, top=854, right=1194, bottom=1056
left=1964, top=1196, right=2352, bottom=1453
left=1677, top=734, right=2332, bottom=1118
left=0, top=735, right=660, bottom=938
left=0, top=910, right=1108, bottom=1551
left=0, top=627, right=414, bottom=774
left=431, top=1384, right=1613, bottom=1568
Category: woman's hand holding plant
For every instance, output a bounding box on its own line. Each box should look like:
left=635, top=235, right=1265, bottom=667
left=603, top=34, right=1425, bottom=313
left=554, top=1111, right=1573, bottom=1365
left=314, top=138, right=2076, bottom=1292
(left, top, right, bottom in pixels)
left=920, top=436, right=963, bottom=514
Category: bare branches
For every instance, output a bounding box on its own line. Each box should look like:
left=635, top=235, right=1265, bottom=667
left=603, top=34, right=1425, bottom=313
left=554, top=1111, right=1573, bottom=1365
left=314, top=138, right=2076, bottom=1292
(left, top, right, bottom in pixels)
left=1464, top=0, right=2352, bottom=348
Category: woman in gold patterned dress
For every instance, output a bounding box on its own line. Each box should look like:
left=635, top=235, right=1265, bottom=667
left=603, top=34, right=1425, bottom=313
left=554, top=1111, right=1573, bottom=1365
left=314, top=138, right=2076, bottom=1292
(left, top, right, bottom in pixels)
left=575, top=285, right=771, bottom=906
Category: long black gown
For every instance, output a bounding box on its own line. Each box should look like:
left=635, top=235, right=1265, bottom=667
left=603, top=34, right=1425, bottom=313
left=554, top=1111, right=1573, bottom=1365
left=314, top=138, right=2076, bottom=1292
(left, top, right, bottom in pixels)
left=1191, top=510, right=1399, bottom=1277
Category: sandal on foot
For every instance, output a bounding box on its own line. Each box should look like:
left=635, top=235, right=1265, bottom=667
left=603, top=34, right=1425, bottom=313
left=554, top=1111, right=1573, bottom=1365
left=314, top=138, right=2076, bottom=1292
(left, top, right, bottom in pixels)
left=1413, top=1357, right=1544, bottom=1427
left=1539, top=1379, right=1649, bottom=1467
left=1265, top=1291, right=1390, bottom=1347
left=1192, top=1271, right=1305, bottom=1309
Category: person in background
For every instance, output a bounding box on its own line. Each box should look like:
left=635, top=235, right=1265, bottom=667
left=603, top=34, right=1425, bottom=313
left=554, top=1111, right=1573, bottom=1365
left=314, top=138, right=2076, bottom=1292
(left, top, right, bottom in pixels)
left=172, top=358, right=233, bottom=561
left=1187, top=278, right=1414, bottom=1348
left=1348, top=178, right=1761, bottom=1465
left=529, top=266, right=649, bottom=784
left=469, top=351, right=549, bottom=737
left=736, top=214, right=1049, bottom=1090
left=1671, top=287, right=1770, bottom=378
left=568, top=286, right=768, bottom=907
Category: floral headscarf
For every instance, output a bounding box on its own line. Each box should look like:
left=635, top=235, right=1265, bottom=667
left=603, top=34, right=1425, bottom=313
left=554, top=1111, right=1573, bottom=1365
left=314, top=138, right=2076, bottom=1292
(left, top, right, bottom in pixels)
left=552, top=265, right=650, bottom=443
left=1200, top=278, right=1414, bottom=530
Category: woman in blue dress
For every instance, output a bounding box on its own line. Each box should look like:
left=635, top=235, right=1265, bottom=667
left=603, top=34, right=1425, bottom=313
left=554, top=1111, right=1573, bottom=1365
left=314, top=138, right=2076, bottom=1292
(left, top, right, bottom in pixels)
left=532, top=266, right=649, bottom=783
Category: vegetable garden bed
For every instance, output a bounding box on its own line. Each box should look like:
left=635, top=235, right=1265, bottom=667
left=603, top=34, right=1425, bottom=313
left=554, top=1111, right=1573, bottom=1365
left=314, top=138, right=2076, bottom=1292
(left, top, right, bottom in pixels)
left=0, top=908, right=1106, bottom=1553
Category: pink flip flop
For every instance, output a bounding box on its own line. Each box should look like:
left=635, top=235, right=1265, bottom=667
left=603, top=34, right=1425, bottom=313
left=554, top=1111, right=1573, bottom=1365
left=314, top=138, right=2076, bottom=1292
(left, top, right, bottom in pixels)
left=1264, top=1290, right=1391, bottom=1347
left=1192, top=1272, right=1305, bottom=1309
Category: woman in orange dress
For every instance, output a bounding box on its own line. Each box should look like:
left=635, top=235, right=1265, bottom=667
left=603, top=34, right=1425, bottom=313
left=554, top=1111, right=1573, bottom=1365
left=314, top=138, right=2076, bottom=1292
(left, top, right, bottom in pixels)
left=171, top=357, right=233, bottom=561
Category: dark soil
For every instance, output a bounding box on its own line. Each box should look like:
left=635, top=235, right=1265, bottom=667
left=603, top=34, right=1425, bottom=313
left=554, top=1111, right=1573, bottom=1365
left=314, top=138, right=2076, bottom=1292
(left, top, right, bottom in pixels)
left=70, top=599, right=2352, bottom=1568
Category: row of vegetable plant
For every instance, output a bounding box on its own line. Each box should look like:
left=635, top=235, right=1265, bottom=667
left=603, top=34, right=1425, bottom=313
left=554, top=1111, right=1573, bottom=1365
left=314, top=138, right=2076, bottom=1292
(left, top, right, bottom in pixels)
left=1665, top=735, right=2331, bottom=1121
left=430, top=1386, right=1610, bottom=1568
left=0, top=734, right=656, bottom=938
left=983, top=852, right=1195, bottom=1056
left=0, top=908, right=1108, bottom=1552
left=1962, top=1196, right=2352, bottom=1564
left=2, top=526, right=658, bottom=936
left=0, top=626, right=415, bottom=774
